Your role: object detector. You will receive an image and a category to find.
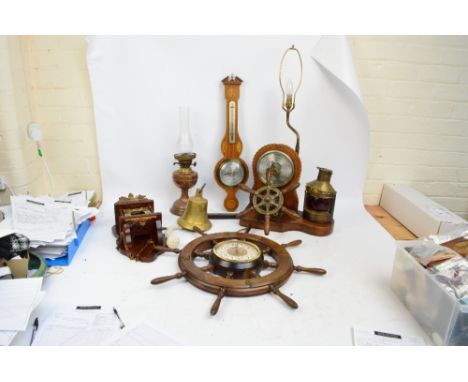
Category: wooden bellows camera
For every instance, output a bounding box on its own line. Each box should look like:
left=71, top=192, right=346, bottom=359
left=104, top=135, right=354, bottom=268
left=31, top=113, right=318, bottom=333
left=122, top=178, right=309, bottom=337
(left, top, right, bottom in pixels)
left=113, top=194, right=165, bottom=262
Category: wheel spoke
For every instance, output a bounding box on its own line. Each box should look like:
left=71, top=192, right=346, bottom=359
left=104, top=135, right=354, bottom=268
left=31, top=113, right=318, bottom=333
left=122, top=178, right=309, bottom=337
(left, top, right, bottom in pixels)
left=266, top=166, right=273, bottom=186
left=281, top=206, right=301, bottom=219
left=264, top=214, right=271, bottom=235
left=269, top=286, right=298, bottom=309
left=237, top=205, right=255, bottom=218
left=210, top=288, right=226, bottom=316
left=239, top=183, right=255, bottom=195
left=281, top=181, right=300, bottom=194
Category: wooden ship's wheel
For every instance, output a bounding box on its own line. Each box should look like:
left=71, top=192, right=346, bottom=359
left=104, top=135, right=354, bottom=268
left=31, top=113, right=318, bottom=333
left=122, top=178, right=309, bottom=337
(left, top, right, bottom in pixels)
left=151, top=229, right=326, bottom=315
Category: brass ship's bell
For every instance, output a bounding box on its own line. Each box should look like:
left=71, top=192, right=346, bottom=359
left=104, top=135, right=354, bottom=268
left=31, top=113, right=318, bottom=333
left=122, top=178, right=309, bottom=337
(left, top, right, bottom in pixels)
left=178, top=184, right=212, bottom=232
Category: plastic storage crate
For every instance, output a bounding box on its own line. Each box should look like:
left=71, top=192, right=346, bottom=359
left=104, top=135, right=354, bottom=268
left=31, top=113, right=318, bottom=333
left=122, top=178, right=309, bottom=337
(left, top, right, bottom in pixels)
left=391, top=244, right=468, bottom=345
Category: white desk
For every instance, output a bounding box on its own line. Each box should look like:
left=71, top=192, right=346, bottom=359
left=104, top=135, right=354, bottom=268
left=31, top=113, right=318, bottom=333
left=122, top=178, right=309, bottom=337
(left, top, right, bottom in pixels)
left=8, top=201, right=430, bottom=345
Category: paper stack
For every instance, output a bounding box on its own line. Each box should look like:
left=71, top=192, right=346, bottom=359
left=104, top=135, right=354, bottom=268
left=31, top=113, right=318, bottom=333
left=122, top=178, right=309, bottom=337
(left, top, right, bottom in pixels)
left=10, top=191, right=98, bottom=260
left=0, top=277, right=44, bottom=346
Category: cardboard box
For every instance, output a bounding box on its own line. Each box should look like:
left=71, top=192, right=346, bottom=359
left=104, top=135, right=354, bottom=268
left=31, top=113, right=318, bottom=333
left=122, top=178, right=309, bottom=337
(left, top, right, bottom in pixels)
left=380, top=184, right=467, bottom=237
left=0, top=255, right=29, bottom=278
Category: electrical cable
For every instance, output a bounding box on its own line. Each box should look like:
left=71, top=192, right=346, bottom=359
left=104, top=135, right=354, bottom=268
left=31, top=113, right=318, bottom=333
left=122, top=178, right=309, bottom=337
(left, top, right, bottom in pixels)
left=28, top=123, right=56, bottom=196
left=37, top=143, right=56, bottom=196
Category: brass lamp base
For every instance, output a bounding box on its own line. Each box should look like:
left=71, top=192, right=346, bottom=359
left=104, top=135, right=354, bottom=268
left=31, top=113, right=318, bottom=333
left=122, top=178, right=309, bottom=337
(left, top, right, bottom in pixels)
left=170, top=152, right=198, bottom=216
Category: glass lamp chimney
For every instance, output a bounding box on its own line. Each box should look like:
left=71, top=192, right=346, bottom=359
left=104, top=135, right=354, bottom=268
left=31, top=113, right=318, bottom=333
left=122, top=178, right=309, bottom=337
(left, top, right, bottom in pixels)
left=176, top=106, right=193, bottom=154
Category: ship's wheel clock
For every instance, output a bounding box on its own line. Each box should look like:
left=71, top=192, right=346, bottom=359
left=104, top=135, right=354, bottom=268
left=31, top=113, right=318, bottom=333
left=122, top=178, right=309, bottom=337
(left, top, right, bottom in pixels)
left=150, top=230, right=326, bottom=315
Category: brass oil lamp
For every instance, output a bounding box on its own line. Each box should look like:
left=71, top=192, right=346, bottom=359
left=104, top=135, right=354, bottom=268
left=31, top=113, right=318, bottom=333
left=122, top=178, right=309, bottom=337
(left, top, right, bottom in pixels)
left=303, top=167, right=336, bottom=224
left=170, top=106, right=198, bottom=216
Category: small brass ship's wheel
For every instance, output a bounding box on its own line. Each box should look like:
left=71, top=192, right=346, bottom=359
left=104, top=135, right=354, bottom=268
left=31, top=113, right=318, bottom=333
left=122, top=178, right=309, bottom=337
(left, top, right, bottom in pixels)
left=252, top=184, right=284, bottom=216
left=150, top=230, right=326, bottom=316
left=239, top=166, right=301, bottom=235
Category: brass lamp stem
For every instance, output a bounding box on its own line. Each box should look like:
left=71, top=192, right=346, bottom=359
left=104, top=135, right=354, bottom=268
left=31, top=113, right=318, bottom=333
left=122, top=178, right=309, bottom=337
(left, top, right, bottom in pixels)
left=279, top=45, right=303, bottom=155
left=286, top=110, right=300, bottom=154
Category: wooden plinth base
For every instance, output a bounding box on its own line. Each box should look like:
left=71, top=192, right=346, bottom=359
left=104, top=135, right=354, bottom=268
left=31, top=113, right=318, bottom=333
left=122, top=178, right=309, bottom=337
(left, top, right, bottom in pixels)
left=238, top=210, right=333, bottom=236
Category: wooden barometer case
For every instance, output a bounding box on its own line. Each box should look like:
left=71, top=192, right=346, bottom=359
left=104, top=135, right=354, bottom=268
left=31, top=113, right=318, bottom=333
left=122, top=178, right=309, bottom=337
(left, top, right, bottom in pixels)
left=214, top=75, right=249, bottom=211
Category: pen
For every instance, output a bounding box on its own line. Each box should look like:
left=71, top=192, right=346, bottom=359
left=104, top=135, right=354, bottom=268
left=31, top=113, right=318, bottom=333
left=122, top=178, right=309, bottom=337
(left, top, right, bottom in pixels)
left=76, top=305, right=101, bottom=310
left=113, top=307, right=125, bottom=329
left=26, top=199, right=45, bottom=206
left=30, top=317, right=39, bottom=346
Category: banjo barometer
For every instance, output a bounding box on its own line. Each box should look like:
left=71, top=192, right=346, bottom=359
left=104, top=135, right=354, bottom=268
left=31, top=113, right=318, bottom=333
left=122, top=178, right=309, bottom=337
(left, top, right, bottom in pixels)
left=214, top=74, right=249, bottom=211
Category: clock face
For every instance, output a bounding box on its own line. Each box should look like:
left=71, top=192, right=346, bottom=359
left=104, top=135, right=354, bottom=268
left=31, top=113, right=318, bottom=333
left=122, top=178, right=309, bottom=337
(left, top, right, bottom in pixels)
left=256, top=150, right=295, bottom=187
left=213, top=239, right=262, bottom=264
left=218, top=159, right=246, bottom=187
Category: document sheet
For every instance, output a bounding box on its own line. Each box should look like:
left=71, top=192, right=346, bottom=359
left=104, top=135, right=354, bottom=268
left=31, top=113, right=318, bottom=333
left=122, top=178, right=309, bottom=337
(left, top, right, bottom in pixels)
left=105, top=322, right=181, bottom=346
left=32, top=306, right=123, bottom=346
left=0, top=277, right=43, bottom=331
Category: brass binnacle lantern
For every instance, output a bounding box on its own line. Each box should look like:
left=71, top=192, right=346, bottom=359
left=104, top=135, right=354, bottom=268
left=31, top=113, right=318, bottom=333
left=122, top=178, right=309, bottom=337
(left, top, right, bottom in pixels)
left=279, top=45, right=303, bottom=154
left=303, top=167, right=336, bottom=224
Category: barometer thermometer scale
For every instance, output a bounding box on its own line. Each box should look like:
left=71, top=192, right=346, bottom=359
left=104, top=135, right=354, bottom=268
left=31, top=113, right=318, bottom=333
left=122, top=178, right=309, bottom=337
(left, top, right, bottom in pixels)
left=214, top=74, right=249, bottom=211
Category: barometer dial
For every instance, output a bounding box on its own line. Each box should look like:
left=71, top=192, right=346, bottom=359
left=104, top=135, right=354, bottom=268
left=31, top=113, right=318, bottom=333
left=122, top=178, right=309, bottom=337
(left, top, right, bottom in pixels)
left=257, top=150, right=295, bottom=188
left=218, top=159, right=246, bottom=187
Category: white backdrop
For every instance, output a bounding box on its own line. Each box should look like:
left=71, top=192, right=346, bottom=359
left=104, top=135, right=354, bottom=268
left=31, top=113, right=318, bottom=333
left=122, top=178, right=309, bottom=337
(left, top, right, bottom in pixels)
left=87, top=36, right=369, bottom=210
left=28, top=35, right=428, bottom=345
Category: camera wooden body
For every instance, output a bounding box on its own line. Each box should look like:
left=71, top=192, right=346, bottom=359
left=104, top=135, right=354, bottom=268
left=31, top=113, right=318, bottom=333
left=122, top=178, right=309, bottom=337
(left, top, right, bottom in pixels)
left=113, top=194, right=165, bottom=262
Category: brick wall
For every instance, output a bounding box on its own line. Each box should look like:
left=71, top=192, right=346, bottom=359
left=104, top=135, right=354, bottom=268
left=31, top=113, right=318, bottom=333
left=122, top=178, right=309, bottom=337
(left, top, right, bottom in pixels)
left=0, top=36, right=101, bottom=204
left=350, top=36, right=468, bottom=219
left=23, top=36, right=101, bottom=199
left=0, top=36, right=46, bottom=205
